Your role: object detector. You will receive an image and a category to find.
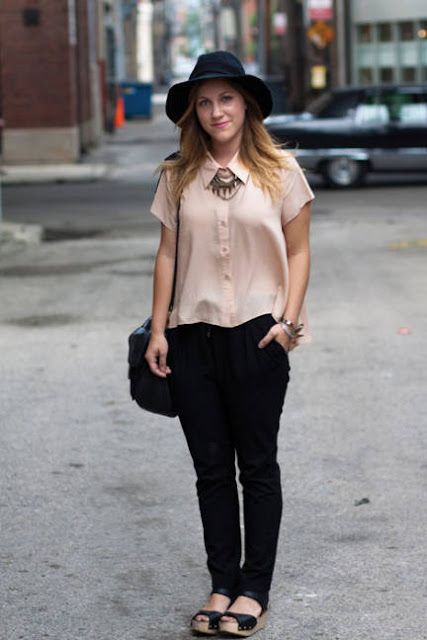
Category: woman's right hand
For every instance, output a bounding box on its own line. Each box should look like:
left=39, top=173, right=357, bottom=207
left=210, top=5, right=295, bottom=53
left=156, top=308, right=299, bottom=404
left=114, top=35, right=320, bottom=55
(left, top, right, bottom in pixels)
left=145, top=332, right=171, bottom=378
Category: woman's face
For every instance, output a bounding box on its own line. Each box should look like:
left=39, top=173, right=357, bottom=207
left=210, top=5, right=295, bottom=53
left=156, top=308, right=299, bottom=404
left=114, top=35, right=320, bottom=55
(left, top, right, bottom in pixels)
left=195, top=79, right=247, bottom=150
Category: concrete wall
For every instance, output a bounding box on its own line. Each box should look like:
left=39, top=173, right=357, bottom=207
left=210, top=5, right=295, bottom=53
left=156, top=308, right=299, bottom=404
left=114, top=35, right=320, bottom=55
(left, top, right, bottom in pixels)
left=137, top=1, right=154, bottom=83
left=350, top=0, right=427, bottom=84
left=3, top=128, right=80, bottom=164
left=353, top=0, right=427, bottom=23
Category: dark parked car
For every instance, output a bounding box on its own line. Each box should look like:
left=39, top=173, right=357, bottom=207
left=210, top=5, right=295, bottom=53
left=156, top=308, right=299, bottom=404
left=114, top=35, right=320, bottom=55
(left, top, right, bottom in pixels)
left=265, top=84, right=427, bottom=187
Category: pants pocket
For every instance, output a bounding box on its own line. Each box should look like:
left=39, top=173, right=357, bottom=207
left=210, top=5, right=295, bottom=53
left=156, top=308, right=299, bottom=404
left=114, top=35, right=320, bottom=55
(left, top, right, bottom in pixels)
left=250, top=315, right=290, bottom=368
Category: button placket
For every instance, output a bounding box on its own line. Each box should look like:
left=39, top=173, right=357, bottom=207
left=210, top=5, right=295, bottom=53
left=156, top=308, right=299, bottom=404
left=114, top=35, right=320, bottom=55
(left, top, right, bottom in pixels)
left=216, top=201, right=234, bottom=325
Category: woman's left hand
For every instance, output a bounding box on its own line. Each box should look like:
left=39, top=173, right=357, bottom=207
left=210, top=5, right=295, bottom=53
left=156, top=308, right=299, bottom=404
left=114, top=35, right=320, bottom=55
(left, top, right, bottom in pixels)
left=258, top=324, right=293, bottom=353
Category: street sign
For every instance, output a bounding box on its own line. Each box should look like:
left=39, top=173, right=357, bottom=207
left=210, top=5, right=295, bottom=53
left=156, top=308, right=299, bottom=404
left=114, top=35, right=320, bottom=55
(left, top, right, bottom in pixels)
left=273, top=13, right=287, bottom=36
left=307, top=20, right=335, bottom=48
left=311, top=65, right=327, bottom=89
left=307, top=0, right=333, bottom=22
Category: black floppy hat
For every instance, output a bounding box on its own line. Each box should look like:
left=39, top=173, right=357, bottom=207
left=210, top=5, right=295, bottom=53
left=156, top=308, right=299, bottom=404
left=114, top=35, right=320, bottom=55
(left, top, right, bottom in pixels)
left=166, top=51, right=273, bottom=124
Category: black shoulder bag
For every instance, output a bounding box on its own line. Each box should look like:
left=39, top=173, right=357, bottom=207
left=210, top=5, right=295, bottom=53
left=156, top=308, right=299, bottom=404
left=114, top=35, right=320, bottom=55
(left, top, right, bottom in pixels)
left=127, top=315, right=177, bottom=417
left=127, top=170, right=180, bottom=418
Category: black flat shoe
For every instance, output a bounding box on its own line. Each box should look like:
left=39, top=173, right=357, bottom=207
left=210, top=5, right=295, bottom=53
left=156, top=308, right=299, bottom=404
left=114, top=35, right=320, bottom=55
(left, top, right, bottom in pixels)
left=191, top=588, right=234, bottom=636
left=218, top=591, right=269, bottom=637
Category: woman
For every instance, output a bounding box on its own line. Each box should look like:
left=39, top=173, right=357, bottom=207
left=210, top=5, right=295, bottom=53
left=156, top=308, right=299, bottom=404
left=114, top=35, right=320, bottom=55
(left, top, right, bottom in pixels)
left=146, top=51, right=314, bottom=637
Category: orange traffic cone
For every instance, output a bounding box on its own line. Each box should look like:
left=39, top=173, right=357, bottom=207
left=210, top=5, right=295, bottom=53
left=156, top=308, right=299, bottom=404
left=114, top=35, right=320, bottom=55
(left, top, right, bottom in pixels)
left=114, top=96, right=125, bottom=128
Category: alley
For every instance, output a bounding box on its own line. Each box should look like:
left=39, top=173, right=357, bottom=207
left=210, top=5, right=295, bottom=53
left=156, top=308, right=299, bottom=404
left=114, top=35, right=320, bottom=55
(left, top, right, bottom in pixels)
left=0, top=117, right=426, bottom=640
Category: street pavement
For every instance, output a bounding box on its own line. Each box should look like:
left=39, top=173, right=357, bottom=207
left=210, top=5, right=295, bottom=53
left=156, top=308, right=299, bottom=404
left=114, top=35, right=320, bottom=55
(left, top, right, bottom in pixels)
left=1, top=109, right=427, bottom=640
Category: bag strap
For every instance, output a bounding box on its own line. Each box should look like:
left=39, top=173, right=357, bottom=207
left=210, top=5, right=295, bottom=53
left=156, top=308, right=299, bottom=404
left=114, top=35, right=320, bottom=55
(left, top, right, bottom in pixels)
left=169, top=202, right=180, bottom=311
left=158, top=151, right=181, bottom=314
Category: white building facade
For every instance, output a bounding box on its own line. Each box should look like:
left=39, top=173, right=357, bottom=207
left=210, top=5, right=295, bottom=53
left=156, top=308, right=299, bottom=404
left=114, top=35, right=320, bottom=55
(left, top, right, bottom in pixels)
left=351, top=0, right=427, bottom=84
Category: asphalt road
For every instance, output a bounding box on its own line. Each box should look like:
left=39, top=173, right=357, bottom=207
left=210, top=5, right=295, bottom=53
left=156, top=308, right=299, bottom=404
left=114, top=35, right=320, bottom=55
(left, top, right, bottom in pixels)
left=2, top=172, right=427, bottom=238
left=1, top=163, right=426, bottom=639
left=2, top=181, right=159, bottom=239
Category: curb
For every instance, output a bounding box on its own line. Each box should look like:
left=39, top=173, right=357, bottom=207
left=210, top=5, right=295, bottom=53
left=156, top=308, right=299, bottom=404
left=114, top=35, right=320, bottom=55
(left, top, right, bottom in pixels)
left=1, top=164, right=108, bottom=186
left=0, top=222, right=44, bottom=244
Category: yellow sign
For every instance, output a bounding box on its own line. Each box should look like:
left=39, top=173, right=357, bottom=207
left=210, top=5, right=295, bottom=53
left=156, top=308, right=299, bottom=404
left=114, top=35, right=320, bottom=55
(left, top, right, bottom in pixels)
left=311, top=65, right=327, bottom=89
left=307, top=20, right=335, bottom=48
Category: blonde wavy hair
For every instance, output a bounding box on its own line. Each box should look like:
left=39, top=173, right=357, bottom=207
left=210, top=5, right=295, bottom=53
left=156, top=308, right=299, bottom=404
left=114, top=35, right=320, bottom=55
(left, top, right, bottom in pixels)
left=157, top=80, right=294, bottom=206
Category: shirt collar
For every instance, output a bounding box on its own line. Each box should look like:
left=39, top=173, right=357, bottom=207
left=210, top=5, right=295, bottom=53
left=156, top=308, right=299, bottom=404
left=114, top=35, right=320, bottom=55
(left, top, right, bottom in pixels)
left=201, top=151, right=250, bottom=189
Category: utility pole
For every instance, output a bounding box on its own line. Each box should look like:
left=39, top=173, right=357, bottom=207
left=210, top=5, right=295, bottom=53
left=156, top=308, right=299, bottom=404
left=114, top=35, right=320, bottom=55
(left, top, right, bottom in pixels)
left=265, top=0, right=272, bottom=74
left=284, top=0, right=306, bottom=112
left=334, top=0, right=349, bottom=86
left=257, top=0, right=266, bottom=74
left=257, top=0, right=272, bottom=75
left=230, top=0, right=243, bottom=60
left=221, top=0, right=243, bottom=60
left=212, top=0, right=221, bottom=50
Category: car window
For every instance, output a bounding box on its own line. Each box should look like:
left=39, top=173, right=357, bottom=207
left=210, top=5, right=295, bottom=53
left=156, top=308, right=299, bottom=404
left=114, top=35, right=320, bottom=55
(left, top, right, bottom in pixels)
left=307, top=91, right=362, bottom=118
left=364, top=90, right=427, bottom=123
left=399, top=103, right=427, bottom=123
left=354, top=104, right=390, bottom=125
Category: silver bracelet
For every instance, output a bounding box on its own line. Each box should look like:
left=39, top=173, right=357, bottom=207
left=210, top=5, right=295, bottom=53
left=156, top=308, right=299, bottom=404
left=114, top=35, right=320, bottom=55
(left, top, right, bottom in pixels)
left=279, top=321, right=304, bottom=338
left=279, top=323, right=294, bottom=339
left=281, top=318, right=295, bottom=330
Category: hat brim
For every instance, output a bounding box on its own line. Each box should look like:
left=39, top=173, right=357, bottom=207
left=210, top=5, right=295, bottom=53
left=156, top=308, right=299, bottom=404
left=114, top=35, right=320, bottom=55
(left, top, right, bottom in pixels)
left=166, top=74, right=273, bottom=124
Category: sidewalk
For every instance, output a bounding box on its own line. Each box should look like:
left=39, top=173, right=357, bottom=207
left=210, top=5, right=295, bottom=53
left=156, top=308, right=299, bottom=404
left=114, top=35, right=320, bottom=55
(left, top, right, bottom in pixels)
left=0, top=94, right=179, bottom=244
left=0, top=93, right=178, bottom=186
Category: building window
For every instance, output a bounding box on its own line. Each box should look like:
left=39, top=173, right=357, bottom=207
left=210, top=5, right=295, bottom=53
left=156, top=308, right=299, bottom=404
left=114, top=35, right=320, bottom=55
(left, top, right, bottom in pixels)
left=380, top=68, right=394, bottom=82
left=401, top=67, right=416, bottom=81
left=354, top=19, right=427, bottom=86
left=398, top=22, right=415, bottom=41
left=378, top=23, right=393, bottom=42
left=357, top=24, right=372, bottom=43
left=358, top=68, right=373, bottom=84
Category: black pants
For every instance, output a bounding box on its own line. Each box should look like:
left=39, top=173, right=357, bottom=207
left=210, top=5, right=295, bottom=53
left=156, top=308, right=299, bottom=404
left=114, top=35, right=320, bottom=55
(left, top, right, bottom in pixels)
left=168, top=314, right=290, bottom=596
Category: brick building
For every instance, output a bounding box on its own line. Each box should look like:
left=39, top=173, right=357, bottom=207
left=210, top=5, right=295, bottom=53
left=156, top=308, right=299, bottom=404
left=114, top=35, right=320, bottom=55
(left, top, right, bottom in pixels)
left=0, top=0, right=105, bottom=163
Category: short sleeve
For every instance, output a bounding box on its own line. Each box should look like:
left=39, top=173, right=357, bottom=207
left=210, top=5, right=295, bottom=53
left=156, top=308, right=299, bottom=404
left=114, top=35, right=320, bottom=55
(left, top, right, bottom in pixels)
left=150, top=170, right=177, bottom=231
left=281, top=158, right=315, bottom=226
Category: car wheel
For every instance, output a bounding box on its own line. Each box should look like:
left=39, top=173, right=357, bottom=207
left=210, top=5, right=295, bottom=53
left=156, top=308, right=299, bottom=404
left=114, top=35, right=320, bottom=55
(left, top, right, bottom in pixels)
left=321, top=157, right=367, bottom=188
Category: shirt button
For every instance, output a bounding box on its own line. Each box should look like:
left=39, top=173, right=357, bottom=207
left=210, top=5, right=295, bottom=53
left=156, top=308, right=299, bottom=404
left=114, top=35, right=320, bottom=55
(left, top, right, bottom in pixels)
left=221, top=247, right=229, bottom=256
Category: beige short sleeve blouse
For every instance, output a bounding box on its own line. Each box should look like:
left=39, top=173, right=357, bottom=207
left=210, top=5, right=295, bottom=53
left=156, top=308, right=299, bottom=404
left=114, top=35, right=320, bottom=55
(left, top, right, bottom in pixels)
left=151, top=152, right=314, bottom=341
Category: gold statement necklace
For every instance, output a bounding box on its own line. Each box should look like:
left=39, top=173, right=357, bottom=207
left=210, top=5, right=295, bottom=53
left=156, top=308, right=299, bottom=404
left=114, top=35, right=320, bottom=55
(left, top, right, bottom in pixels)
left=209, top=168, right=243, bottom=201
